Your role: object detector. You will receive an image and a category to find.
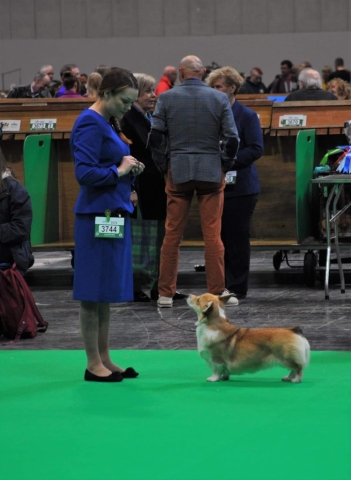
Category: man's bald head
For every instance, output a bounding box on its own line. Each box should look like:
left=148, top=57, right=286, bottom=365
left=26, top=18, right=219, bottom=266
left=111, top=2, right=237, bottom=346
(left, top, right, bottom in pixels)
left=163, top=66, right=177, bottom=84
left=179, top=55, right=206, bottom=81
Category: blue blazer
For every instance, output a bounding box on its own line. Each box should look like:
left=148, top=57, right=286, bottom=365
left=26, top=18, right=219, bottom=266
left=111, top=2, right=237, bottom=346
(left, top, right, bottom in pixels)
left=152, top=79, right=239, bottom=184
left=224, top=101, right=263, bottom=197
left=70, top=109, right=133, bottom=214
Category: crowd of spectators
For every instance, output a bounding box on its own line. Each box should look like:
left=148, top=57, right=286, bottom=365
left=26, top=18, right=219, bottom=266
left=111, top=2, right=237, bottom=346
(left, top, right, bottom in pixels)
left=2, top=56, right=350, bottom=100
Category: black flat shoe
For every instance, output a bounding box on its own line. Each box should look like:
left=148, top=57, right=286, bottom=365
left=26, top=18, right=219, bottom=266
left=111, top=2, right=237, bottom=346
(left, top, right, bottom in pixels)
left=133, top=291, right=151, bottom=302
left=84, top=369, right=123, bottom=382
left=121, top=367, right=139, bottom=378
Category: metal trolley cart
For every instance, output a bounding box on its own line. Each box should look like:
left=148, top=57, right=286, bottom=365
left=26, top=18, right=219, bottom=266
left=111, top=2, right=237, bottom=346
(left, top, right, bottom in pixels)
left=271, top=129, right=351, bottom=289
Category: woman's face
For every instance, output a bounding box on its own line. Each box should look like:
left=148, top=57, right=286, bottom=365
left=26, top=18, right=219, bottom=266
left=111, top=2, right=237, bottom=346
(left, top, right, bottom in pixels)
left=106, top=87, right=138, bottom=119
left=211, top=78, right=235, bottom=99
left=328, top=85, right=345, bottom=100
left=135, top=85, right=156, bottom=113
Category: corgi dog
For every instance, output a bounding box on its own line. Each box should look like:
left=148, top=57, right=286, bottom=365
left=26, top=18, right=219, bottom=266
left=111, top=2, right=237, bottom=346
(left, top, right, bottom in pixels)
left=187, top=293, right=310, bottom=383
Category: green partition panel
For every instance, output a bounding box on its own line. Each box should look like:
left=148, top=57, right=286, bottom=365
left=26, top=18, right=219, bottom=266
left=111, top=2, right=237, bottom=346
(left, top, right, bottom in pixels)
left=296, top=129, right=320, bottom=244
left=23, top=134, right=59, bottom=245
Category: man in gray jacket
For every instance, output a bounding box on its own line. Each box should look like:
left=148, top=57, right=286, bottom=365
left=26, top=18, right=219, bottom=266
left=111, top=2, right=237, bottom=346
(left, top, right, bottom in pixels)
left=149, top=55, right=239, bottom=307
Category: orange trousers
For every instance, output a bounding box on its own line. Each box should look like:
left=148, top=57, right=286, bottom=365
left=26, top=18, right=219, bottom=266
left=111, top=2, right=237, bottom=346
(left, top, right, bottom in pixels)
left=158, top=170, right=225, bottom=297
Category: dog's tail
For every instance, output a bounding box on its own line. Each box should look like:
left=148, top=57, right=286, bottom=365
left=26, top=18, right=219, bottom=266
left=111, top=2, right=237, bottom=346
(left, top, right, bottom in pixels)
left=291, top=326, right=310, bottom=366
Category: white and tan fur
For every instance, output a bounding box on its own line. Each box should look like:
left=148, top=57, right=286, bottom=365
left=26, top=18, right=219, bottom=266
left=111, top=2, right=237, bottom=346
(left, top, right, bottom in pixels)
left=187, top=293, right=310, bottom=383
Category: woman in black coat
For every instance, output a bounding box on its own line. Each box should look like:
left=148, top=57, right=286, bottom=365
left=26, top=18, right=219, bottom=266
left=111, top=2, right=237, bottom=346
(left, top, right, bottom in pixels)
left=0, top=148, right=34, bottom=275
left=121, top=73, right=167, bottom=302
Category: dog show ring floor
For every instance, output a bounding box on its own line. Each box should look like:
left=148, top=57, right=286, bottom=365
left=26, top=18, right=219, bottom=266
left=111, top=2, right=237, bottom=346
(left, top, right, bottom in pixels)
left=1, top=349, right=350, bottom=480
left=1, top=249, right=351, bottom=479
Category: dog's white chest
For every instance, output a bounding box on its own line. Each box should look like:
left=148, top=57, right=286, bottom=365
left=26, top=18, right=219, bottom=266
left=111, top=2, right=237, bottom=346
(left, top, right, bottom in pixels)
left=196, top=324, right=221, bottom=350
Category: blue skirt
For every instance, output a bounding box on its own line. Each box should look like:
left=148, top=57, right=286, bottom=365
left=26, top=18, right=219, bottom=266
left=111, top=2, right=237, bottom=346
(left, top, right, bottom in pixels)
left=73, top=214, right=133, bottom=303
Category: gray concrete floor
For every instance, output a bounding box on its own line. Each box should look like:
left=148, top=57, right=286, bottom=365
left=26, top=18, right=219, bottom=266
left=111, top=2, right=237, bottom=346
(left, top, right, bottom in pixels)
left=2, top=248, right=351, bottom=351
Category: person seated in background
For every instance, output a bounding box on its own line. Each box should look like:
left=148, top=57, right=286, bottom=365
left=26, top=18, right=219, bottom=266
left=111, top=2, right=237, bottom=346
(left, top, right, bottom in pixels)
left=47, top=79, right=62, bottom=98
left=40, top=64, right=54, bottom=82
left=328, top=57, right=351, bottom=83
left=55, top=64, right=81, bottom=97
left=79, top=73, right=88, bottom=96
left=84, top=72, right=102, bottom=99
left=269, top=60, right=298, bottom=93
left=284, top=68, right=338, bottom=101
left=7, top=72, right=52, bottom=99
left=59, top=73, right=82, bottom=98
left=40, top=64, right=62, bottom=97
left=298, top=61, right=312, bottom=73
left=155, top=66, right=177, bottom=95
left=327, top=78, right=351, bottom=100
left=0, top=148, right=34, bottom=275
left=238, top=67, right=267, bottom=94
left=321, top=66, right=333, bottom=89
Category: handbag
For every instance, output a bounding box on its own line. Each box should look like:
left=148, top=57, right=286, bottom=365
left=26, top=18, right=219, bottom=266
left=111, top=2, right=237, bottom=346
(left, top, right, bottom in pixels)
left=0, top=263, right=48, bottom=343
left=131, top=208, right=160, bottom=287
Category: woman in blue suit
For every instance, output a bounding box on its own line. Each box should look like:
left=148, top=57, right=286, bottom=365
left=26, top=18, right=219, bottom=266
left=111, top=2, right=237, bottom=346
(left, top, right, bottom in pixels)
left=207, top=67, right=263, bottom=299
left=70, top=69, right=145, bottom=382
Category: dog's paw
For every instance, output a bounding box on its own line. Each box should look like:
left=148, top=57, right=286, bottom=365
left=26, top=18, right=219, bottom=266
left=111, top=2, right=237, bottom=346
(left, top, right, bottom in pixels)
left=207, top=374, right=220, bottom=382
left=220, top=375, right=230, bottom=381
left=290, top=376, right=302, bottom=383
left=282, top=375, right=302, bottom=383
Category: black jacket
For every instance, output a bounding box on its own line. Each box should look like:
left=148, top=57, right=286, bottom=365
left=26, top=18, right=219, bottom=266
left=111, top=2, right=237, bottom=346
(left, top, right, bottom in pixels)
left=7, top=85, right=52, bottom=99
left=284, top=88, right=338, bottom=101
left=0, top=175, right=34, bottom=274
left=121, top=106, right=167, bottom=221
left=269, top=74, right=298, bottom=93
left=239, top=79, right=267, bottom=94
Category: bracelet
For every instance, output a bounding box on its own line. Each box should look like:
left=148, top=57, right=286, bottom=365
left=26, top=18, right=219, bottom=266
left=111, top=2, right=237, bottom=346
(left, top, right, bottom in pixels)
left=131, top=190, right=137, bottom=195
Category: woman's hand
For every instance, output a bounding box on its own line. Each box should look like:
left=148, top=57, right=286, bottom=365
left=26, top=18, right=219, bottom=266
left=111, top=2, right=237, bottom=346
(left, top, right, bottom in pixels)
left=118, top=156, right=145, bottom=177
left=131, top=160, right=145, bottom=176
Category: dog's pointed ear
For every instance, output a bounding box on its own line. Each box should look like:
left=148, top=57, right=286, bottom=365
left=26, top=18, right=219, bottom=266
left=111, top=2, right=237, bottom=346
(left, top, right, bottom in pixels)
left=201, top=300, right=213, bottom=313
left=218, top=294, right=234, bottom=304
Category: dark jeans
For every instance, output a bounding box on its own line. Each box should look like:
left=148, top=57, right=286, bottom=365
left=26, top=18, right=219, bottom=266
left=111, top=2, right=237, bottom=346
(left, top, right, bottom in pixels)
left=221, top=194, right=258, bottom=294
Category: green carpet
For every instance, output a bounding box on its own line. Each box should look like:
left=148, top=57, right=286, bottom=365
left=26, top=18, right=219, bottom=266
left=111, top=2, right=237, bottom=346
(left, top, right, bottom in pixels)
left=0, top=350, right=350, bottom=480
